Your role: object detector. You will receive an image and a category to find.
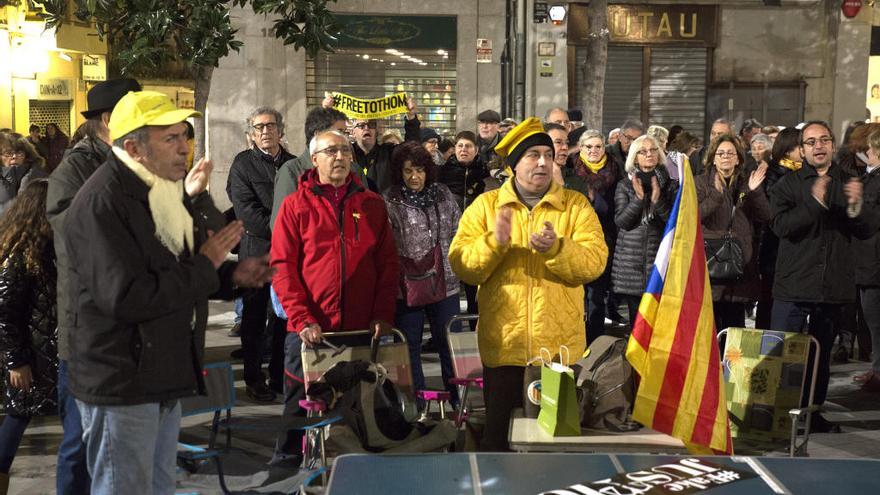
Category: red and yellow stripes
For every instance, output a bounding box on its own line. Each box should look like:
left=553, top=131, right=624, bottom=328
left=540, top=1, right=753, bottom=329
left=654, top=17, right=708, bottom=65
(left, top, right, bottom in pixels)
left=625, top=161, right=732, bottom=455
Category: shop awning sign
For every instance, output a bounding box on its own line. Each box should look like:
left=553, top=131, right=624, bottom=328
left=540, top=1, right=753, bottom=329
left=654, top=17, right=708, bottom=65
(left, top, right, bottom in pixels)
left=331, top=92, right=410, bottom=120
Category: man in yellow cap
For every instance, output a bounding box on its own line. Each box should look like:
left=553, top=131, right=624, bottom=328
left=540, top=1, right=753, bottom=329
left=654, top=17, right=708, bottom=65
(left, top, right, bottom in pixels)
left=61, top=91, right=274, bottom=493
left=449, top=117, right=608, bottom=451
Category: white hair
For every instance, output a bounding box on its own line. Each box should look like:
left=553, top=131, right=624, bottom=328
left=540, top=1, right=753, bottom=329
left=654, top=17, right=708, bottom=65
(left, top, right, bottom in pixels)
left=624, top=135, right=667, bottom=175
left=309, top=129, right=349, bottom=155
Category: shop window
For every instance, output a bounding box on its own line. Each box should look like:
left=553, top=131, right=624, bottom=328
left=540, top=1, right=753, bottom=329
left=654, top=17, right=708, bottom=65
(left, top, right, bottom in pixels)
left=29, top=100, right=72, bottom=136
left=307, top=48, right=457, bottom=136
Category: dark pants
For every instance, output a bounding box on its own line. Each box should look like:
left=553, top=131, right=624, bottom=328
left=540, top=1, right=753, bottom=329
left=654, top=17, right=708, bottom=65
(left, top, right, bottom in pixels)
left=714, top=301, right=745, bottom=332
left=241, top=284, right=284, bottom=385
left=395, top=294, right=461, bottom=406
left=481, top=365, right=524, bottom=452
left=56, top=359, right=90, bottom=494
left=585, top=284, right=607, bottom=346
left=621, top=294, right=641, bottom=330
left=860, top=287, right=880, bottom=373
left=266, top=314, right=286, bottom=389
left=755, top=274, right=774, bottom=329
left=771, top=301, right=839, bottom=406
left=0, top=414, right=29, bottom=473
left=463, top=283, right=479, bottom=331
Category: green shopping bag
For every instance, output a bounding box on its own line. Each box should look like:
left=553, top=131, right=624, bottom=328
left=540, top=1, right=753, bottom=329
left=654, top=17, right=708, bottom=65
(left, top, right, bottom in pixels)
left=537, top=346, right=581, bottom=436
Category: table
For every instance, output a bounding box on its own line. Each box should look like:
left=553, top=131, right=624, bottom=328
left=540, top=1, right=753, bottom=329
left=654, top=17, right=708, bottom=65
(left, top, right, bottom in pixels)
left=325, top=452, right=880, bottom=495
left=508, top=408, right=688, bottom=453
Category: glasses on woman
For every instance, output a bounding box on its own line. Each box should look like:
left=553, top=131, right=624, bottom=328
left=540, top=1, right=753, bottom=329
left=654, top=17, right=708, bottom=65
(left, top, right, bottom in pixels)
left=715, top=151, right=737, bottom=158
left=1, top=150, right=25, bottom=159
left=637, top=147, right=659, bottom=156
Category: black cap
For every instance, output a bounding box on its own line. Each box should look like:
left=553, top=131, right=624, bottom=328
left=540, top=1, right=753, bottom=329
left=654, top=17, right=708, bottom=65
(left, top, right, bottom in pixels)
left=420, top=128, right=441, bottom=143
left=477, top=109, right=502, bottom=123
left=82, top=78, right=142, bottom=118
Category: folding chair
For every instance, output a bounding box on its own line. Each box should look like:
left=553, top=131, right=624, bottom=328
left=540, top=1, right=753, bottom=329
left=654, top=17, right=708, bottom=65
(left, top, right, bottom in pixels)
left=445, top=315, right=484, bottom=429
left=179, top=361, right=236, bottom=450
left=720, top=327, right=820, bottom=457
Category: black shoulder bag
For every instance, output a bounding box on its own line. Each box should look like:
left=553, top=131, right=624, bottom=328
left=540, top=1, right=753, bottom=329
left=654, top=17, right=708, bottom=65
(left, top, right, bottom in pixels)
left=704, top=202, right=745, bottom=283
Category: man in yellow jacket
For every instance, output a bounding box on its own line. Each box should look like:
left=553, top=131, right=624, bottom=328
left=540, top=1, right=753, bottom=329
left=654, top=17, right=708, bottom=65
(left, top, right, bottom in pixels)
left=449, top=117, right=608, bottom=451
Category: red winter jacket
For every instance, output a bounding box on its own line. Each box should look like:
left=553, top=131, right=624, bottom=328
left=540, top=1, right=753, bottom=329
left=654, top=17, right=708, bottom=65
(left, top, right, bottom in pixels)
left=270, top=169, right=399, bottom=333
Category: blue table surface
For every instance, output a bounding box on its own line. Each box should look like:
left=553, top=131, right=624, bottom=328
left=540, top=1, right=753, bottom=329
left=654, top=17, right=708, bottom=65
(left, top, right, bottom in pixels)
left=325, top=452, right=880, bottom=494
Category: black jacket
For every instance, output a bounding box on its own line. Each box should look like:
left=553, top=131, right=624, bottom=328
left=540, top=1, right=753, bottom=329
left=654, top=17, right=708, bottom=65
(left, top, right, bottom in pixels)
left=63, top=154, right=235, bottom=406
left=0, top=161, right=47, bottom=215
left=226, top=146, right=295, bottom=259
left=770, top=164, right=875, bottom=303
left=47, top=136, right=111, bottom=361
left=853, top=166, right=880, bottom=287
left=354, top=117, right=421, bottom=195
left=611, top=166, right=677, bottom=296
left=756, top=162, right=798, bottom=276
left=437, top=155, right=489, bottom=211
left=0, top=249, right=58, bottom=416
left=605, top=142, right=628, bottom=180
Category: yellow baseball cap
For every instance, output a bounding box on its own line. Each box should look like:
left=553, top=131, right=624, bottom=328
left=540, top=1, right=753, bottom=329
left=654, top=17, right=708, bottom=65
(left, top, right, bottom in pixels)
left=494, top=117, right=554, bottom=168
left=109, top=90, right=202, bottom=141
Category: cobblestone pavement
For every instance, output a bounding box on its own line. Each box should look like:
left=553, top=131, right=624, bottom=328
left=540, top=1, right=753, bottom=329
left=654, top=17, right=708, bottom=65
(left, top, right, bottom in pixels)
left=6, top=301, right=880, bottom=494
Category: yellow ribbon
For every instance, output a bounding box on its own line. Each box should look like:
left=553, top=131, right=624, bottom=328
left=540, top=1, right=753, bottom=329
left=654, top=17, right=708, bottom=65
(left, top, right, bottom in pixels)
left=579, top=151, right=607, bottom=173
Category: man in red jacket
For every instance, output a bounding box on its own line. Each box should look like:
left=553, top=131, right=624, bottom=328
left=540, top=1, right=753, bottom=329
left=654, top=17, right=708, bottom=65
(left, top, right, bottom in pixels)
left=269, top=129, right=399, bottom=466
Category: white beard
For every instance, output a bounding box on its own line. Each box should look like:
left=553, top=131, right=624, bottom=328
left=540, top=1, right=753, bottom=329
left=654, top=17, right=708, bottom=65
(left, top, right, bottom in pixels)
left=113, top=147, right=193, bottom=257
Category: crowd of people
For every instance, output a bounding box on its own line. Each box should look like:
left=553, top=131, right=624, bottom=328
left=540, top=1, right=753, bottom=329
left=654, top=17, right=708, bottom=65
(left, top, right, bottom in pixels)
left=0, top=78, right=879, bottom=494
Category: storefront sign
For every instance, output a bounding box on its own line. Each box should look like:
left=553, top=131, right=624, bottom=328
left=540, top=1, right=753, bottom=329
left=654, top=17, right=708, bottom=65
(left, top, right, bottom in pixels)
left=568, top=4, right=719, bottom=47
left=538, top=458, right=757, bottom=495
left=334, top=15, right=456, bottom=50
left=82, top=55, right=107, bottom=82
left=331, top=91, right=410, bottom=120
left=37, top=78, right=72, bottom=100
left=842, top=0, right=862, bottom=18
left=477, top=39, right=493, bottom=63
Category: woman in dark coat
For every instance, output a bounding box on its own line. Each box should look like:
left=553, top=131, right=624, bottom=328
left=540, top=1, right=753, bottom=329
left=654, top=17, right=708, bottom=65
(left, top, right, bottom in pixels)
left=0, top=133, right=48, bottom=215
left=384, top=142, right=462, bottom=407
left=0, top=180, right=57, bottom=491
left=695, top=134, right=771, bottom=332
left=612, top=135, right=678, bottom=326
left=42, top=123, right=69, bottom=173
left=755, top=127, right=802, bottom=328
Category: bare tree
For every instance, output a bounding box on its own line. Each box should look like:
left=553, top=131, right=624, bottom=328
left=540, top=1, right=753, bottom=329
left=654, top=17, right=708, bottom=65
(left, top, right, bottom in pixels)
left=580, top=0, right=609, bottom=132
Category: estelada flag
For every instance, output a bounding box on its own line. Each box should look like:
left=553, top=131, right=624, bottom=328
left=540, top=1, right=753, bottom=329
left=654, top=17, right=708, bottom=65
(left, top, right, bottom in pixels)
left=624, top=152, right=732, bottom=455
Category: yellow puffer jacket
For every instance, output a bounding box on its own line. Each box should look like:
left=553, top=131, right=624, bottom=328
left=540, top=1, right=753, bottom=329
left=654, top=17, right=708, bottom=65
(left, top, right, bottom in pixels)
left=449, top=178, right=608, bottom=368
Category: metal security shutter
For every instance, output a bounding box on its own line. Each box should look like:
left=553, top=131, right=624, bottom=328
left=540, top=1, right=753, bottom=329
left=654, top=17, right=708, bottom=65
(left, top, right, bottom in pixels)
left=648, top=47, right=707, bottom=140
left=29, top=100, right=72, bottom=136
left=307, top=49, right=458, bottom=136
left=573, top=45, right=643, bottom=134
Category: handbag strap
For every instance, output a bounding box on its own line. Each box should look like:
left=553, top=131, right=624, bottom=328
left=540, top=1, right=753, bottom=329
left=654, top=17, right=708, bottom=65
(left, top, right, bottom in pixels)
left=423, top=201, right=442, bottom=246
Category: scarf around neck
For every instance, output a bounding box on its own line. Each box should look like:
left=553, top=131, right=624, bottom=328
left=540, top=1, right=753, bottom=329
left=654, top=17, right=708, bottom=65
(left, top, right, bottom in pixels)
left=113, top=147, right=193, bottom=257
left=400, top=183, right=438, bottom=209
left=778, top=158, right=802, bottom=171
left=579, top=151, right=607, bottom=174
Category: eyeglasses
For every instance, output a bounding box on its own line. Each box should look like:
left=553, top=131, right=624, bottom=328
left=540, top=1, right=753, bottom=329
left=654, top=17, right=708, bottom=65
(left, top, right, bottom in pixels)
left=252, top=122, right=278, bottom=133
left=637, top=147, right=659, bottom=156
left=314, top=146, right=353, bottom=158
left=1, top=151, right=24, bottom=158
left=715, top=151, right=737, bottom=158
left=582, top=145, right=603, bottom=150
left=353, top=122, right=377, bottom=130
left=802, top=137, right=833, bottom=148
left=620, top=133, right=640, bottom=142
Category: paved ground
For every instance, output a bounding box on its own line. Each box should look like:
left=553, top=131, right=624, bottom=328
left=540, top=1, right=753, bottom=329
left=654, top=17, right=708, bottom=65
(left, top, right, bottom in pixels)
left=6, top=300, right=880, bottom=494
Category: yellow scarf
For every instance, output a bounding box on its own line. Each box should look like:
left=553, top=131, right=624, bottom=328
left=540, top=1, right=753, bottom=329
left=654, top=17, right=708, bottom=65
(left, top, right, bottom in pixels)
left=579, top=151, right=607, bottom=173
left=113, top=147, right=194, bottom=256
left=778, top=158, right=802, bottom=171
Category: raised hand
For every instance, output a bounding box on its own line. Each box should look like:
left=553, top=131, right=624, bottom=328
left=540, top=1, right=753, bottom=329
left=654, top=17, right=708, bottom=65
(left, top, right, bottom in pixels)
left=844, top=178, right=864, bottom=206
left=632, top=176, right=645, bottom=200
left=199, top=220, right=244, bottom=269
left=650, top=176, right=661, bottom=204
left=529, top=221, right=558, bottom=253
left=495, top=206, right=513, bottom=245
left=232, top=254, right=275, bottom=288
left=185, top=157, right=213, bottom=197
left=322, top=92, right=335, bottom=109
left=406, top=96, right=417, bottom=119
left=811, top=175, right=831, bottom=205
left=748, top=161, right=768, bottom=191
